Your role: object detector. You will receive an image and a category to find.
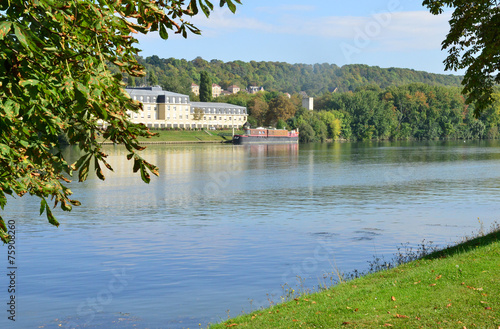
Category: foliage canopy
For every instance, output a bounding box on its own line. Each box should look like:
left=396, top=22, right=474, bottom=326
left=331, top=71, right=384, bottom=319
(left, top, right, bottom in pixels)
left=0, top=0, right=240, bottom=243
left=423, top=0, right=500, bottom=115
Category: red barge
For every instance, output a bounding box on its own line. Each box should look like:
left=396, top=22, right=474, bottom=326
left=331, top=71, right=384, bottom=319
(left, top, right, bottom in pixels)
left=232, top=128, right=299, bottom=145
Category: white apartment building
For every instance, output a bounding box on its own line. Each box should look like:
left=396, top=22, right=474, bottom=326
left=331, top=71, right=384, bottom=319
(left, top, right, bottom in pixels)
left=125, top=86, right=247, bottom=129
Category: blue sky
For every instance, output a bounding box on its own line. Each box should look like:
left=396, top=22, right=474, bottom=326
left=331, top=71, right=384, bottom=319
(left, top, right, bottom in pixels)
left=136, top=0, right=460, bottom=75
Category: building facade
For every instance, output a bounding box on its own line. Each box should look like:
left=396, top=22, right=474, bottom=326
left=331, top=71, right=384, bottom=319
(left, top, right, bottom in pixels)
left=302, top=96, right=314, bottom=110
left=248, top=86, right=264, bottom=94
left=212, top=83, right=222, bottom=98
left=227, top=85, right=240, bottom=94
left=125, top=86, right=247, bottom=129
left=191, top=83, right=199, bottom=96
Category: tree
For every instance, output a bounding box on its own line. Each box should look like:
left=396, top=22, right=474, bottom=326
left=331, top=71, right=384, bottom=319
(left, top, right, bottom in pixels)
left=247, top=95, right=268, bottom=126
left=149, top=70, right=159, bottom=86
left=199, top=71, right=212, bottom=102
left=192, top=107, right=205, bottom=121
left=423, top=0, right=500, bottom=115
left=0, top=0, right=241, bottom=243
left=266, top=95, right=298, bottom=126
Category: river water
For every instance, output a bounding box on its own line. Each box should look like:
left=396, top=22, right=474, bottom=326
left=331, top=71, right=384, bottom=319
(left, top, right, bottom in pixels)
left=1, top=140, right=500, bottom=328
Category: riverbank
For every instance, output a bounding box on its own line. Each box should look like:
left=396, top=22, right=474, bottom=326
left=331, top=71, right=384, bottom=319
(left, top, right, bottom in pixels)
left=210, top=228, right=500, bottom=328
left=99, top=129, right=242, bottom=144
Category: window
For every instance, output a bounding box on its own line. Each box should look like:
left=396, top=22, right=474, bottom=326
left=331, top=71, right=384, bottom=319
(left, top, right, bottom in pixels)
left=179, top=115, right=182, bottom=119
left=147, top=96, right=150, bottom=102
left=140, top=96, right=143, bottom=101
left=147, top=114, right=151, bottom=118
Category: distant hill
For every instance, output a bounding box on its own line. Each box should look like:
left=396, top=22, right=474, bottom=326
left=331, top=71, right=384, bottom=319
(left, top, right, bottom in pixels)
left=130, top=56, right=463, bottom=96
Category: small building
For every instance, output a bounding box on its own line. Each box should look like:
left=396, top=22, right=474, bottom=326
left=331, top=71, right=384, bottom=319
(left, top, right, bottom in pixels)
left=248, top=86, right=264, bottom=94
left=212, top=84, right=222, bottom=98
left=302, top=97, right=314, bottom=111
left=300, top=92, right=314, bottom=110
left=228, top=85, right=240, bottom=94
left=191, top=83, right=199, bottom=96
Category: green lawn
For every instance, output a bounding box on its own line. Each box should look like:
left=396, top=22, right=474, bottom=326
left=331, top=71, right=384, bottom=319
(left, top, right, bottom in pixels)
left=101, top=129, right=245, bottom=143
left=210, top=229, right=500, bottom=328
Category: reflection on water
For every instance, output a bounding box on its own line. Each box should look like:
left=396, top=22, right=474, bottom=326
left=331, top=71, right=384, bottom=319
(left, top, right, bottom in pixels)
left=1, top=141, right=500, bottom=328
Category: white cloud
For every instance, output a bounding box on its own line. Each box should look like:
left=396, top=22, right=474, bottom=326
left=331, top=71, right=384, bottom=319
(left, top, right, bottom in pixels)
left=193, top=9, right=452, bottom=51
left=254, top=5, right=317, bottom=13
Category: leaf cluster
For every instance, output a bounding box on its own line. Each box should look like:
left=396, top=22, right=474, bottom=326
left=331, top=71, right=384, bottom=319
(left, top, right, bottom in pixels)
left=0, top=0, right=240, bottom=243
left=422, top=0, right=500, bottom=115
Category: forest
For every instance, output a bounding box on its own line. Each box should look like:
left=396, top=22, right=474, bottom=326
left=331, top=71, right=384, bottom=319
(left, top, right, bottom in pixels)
left=128, top=56, right=499, bottom=143
left=131, top=56, right=463, bottom=96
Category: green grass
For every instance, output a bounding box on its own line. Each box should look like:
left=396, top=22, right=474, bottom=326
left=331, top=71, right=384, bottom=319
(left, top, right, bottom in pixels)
left=100, top=129, right=245, bottom=143
left=209, top=229, right=500, bottom=328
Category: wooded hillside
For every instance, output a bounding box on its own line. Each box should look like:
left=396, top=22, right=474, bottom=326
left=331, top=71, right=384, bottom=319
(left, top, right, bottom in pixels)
left=130, top=56, right=463, bottom=96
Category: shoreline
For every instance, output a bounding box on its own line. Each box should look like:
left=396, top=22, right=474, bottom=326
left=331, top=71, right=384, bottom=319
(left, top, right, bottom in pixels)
left=209, top=227, right=500, bottom=328
left=99, top=140, right=229, bottom=145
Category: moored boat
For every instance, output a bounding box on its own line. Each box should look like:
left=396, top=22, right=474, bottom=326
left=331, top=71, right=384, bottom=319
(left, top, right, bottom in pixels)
left=232, top=128, right=299, bottom=144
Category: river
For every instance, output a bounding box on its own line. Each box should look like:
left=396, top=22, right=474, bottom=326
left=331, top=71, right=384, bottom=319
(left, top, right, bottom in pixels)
left=1, top=140, right=500, bottom=328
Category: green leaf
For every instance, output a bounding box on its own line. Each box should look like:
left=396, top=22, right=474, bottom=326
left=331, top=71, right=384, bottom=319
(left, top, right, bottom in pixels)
left=69, top=199, right=81, bottom=206
left=0, top=143, right=10, bottom=155
left=159, top=22, right=169, bottom=39
left=61, top=200, right=72, bottom=212
left=221, top=0, right=237, bottom=13
left=0, top=21, right=11, bottom=40
left=140, top=164, right=151, bottom=184
left=13, top=23, right=28, bottom=48
left=40, top=198, right=47, bottom=216
left=76, top=154, right=92, bottom=182
left=132, top=157, right=141, bottom=173
left=0, top=215, right=6, bottom=232
left=3, top=99, right=20, bottom=118
left=94, top=157, right=105, bottom=180
left=75, top=82, right=89, bottom=105
left=45, top=205, right=60, bottom=227
left=20, top=79, right=40, bottom=87
left=73, top=153, right=92, bottom=170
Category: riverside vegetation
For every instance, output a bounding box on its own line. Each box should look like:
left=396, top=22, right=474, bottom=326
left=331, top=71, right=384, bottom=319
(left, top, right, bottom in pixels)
left=121, top=57, right=500, bottom=144
left=210, top=225, right=500, bottom=328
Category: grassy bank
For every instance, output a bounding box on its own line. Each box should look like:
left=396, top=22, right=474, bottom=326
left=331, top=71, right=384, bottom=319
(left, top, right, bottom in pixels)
left=98, top=129, right=245, bottom=144
left=138, top=129, right=233, bottom=143
left=210, top=229, right=500, bottom=328
left=140, top=129, right=245, bottom=143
